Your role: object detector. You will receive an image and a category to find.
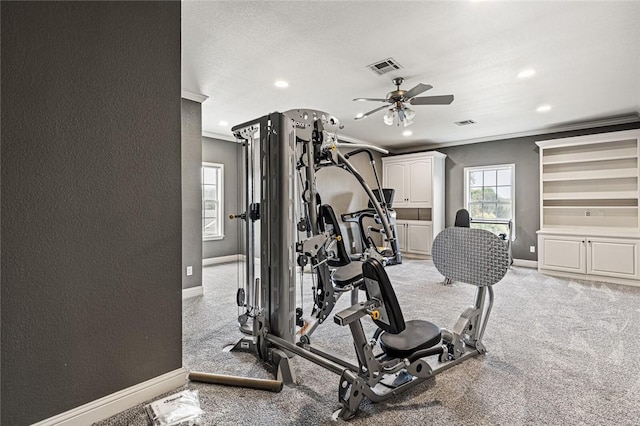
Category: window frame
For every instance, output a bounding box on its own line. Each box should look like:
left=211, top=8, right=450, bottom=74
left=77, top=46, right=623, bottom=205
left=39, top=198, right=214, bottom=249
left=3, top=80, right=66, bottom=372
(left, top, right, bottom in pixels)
left=463, top=163, right=515, bottom=240
left=202, top=162, right=224, bottom=241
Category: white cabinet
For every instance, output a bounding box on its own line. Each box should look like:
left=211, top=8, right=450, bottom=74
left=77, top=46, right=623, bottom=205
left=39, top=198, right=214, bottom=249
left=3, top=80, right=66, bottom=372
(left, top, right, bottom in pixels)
left=383, top=152, right=446, bottom=256
left=383, top=158, right=433, bottom=207
left=539, top=235, right=586, bottom=273
left=396, top=220, right=432, bottom=256
left=588, top=238, right=639, bottom=279
left=536, top=128, right=640, bottom=286
left=539, top=234, right=639, bottom=280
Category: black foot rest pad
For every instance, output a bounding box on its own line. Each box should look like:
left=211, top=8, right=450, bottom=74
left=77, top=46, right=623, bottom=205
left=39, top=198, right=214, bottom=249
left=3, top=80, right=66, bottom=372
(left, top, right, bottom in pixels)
left=333, top=261, right=364, bottom=287
left=380, top=320, right=441, bottom=359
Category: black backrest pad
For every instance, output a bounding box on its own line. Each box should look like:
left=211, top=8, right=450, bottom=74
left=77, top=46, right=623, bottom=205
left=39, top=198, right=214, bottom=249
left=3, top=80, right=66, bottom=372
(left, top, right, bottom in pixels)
left=319, top=204, right=350, bottom=266
left=368, top=188, right=395, bottom=209
left=432, top=227, right=509, bottom=286
left=362, top=258, right=405, bottom=334
left=454, top=208, right=471, bottom=227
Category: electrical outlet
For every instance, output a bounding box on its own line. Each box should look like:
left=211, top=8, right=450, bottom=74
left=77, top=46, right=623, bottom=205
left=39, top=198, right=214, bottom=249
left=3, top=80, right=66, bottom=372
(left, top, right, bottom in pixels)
left=186, top=266, right=193, bottom=276
left=530, top=246, right=536, bottom=253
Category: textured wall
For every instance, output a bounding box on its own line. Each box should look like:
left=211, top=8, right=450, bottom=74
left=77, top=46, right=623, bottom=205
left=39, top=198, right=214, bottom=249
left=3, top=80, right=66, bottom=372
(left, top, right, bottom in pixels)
left=436, top=122, right=640, bottom=261
left=437, top=139, right=539, bottom=261
left=1, top=2, right=182, bottom=424
left=182, top=99, right=203, bottom=288
left=202, top=137, right=243, bottom=259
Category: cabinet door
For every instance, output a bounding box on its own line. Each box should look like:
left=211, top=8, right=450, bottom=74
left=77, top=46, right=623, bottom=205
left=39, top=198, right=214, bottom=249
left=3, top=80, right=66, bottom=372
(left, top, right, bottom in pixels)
left=587, top=238, right=639, bottom=279
left=407, top=159, right=432, bottom=207
left=395, top=222, right=407, bottom=252
left=384, top=162, right=407, bottom=207
left=407, top=223, right=432, bottom=255
left=539, top=235, right=586, bottom=273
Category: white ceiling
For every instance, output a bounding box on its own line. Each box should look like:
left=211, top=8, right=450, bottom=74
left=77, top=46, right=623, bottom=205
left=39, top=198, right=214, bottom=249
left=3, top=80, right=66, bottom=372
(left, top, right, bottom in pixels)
left=181, top=1, right=640, bottom=150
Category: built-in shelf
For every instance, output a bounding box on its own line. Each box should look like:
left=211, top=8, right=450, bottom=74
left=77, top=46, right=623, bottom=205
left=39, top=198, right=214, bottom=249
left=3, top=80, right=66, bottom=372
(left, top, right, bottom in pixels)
left=543, top=205, right=638, bottom=210
left=542, top=168, right=638, bottom=181
left=543, top=191, right=638, bottom=200
left=541, top=139, right=637, bottom=165
left=542, top=154, right=637, bottom=166
left=536, top=130, right=640, bottom=286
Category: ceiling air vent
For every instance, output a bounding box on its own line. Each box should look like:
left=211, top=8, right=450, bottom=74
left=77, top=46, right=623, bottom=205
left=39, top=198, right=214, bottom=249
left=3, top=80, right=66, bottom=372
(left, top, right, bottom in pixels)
left=454, top=119, right=477, bottom=126
left=367, top=57, right=403, bottom=76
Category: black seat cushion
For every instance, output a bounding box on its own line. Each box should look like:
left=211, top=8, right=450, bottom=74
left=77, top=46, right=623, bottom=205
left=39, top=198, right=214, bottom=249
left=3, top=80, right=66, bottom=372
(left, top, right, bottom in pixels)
left=332, top=261, right=364, bottom=287
left=379, top=320, right=441, bottom=359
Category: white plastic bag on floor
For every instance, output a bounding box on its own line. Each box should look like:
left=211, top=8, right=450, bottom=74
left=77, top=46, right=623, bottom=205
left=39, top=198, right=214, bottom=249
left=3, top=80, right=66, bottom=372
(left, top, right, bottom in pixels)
left=145, top=389, right=204, bottom=426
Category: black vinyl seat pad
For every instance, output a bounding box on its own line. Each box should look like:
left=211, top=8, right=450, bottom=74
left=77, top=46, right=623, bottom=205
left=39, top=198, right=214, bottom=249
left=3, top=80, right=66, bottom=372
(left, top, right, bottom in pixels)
left=379, top=320, right=442, bottom=359
left=432, top=227, right=509, bottom=286
left=332, top=261, right=364, bottom=287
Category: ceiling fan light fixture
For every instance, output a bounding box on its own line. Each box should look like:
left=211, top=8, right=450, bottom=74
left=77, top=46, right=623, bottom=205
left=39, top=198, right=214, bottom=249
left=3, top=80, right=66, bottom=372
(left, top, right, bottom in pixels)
left=404, top=107, right=415, bottom=120
left=383, top=111, right=395, bottom=126
left=403, top=117, right=414, bottom=127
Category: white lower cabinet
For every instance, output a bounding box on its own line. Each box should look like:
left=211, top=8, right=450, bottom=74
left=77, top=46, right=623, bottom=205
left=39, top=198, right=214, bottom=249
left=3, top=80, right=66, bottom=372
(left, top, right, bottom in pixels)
left=539, top=235, right=586, bottom=273
left=539, top=234, right=639, bottom=282
left=588, top=238, right=639, bottom=279
left=396, top=220, right=432, bottom=256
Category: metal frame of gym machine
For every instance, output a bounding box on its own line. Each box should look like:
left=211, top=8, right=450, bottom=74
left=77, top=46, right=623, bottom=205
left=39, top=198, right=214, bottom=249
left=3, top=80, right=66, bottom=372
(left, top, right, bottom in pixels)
left=228, top=109, right=498, bottom=420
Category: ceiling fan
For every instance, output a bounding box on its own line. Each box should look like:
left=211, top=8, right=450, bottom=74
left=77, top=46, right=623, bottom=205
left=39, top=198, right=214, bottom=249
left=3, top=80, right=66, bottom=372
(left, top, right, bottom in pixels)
left=353, top=77, right=454, bottom=127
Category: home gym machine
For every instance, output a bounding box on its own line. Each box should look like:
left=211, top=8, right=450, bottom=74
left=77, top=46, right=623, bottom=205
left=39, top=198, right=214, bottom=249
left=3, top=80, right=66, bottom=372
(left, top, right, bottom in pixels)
left=340, top=187, right=401, bottom=265
left=228, top=109, right=510, bottom=420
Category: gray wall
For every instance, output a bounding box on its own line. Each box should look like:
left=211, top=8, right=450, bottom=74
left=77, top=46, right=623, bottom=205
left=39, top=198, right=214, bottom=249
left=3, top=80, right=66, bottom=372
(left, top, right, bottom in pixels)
left=433, top=122, right=640, bottom=261
left=437, top=139, right=539, bottom=261
left=182, top=99, right=203, bottom=288
left=202, top=136, right=243, bottom=259
left=1, top=2, right=182, bottom=425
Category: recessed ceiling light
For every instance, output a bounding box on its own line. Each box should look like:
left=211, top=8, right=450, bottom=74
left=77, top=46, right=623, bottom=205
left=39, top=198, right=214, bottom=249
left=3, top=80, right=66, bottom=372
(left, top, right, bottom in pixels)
left=536, top=104, right=552, bottom=113
left=218, top=120, right=229, bottom=126
left=402, top=130, right=412, bottom=137
left=274, top=80, right=289, bottom=88
left=517, top=69, right=536, bottom=79
left=355, top=112, right=364, bottom=119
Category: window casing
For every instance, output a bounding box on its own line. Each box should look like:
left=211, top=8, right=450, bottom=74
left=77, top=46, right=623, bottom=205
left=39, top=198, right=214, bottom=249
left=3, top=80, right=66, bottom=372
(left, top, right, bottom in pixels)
left=464, top=164, right=515, bottom=239
left=202, top=162, right=224, bottom=241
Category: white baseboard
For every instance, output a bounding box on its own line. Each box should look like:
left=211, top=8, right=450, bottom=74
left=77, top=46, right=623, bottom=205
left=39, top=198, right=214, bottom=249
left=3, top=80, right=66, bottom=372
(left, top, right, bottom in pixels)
left=183, top=285, right=203, bottom=299
left=513, top=258, right=538, bottom=268
left=32, top=368, right=187, bottom=426
left=203, top=254, right=242, bottom=266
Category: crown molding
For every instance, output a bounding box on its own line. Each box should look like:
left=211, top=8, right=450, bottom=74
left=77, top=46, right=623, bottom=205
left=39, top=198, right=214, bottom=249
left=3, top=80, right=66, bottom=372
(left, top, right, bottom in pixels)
left=202, top=131, right=237, bottom=142
left=336, top=133, right=370, bottom=145
left=181, top=90, right=209, bottom=103
left=414, top=112, right=640, bottom=151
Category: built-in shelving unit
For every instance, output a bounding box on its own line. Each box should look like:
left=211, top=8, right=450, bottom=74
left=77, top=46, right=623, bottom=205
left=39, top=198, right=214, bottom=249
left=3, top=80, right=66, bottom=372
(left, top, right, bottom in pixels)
left=536, top=129, right=640, bottom=286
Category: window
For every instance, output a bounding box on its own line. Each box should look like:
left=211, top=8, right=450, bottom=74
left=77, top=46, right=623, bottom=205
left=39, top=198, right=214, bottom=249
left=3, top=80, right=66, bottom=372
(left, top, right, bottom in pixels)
left=464, top=164, right=515, bottom=239
left=202, top=162, right=224, bottom=240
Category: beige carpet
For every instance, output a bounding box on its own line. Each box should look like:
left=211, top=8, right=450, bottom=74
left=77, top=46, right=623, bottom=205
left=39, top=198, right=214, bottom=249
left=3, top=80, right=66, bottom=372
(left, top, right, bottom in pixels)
left=97, top=260, right=640, bottom=425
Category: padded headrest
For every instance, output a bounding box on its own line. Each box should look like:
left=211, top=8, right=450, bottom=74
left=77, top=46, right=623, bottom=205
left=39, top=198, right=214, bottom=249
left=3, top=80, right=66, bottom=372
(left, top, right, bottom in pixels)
left=362, top=258, right=405, bottom=334
left=454, top=208, right=471, bottom=228
left=432, top=227, right=509, bottom=286
left=318, top=204, right=350, bottom=267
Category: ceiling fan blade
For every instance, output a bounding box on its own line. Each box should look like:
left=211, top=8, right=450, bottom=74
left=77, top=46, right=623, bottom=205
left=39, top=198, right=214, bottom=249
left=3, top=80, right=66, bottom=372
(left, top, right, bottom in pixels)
left=403, top=83, right=433, bottom=99
left=410, top=94, right=454, bottom=105
left=355, top=104, right=389, bottom=120
left=353, top=97, right=387, bottom=102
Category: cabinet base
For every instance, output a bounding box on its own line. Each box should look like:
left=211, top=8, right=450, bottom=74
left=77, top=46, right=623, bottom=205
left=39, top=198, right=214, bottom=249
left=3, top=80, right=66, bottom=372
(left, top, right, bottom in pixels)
left=538, top=268, right=640, bottom=288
